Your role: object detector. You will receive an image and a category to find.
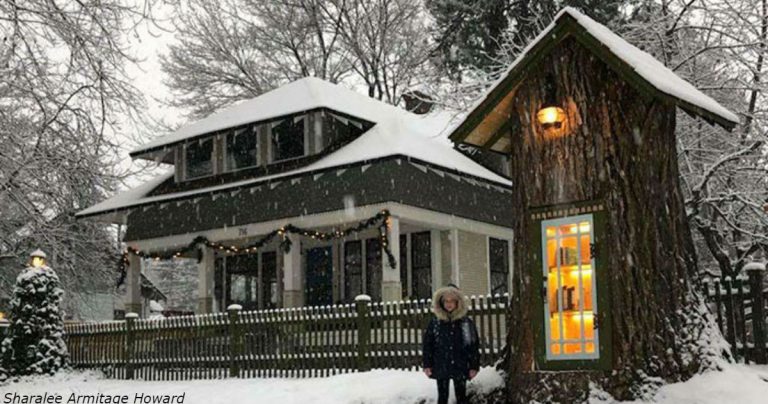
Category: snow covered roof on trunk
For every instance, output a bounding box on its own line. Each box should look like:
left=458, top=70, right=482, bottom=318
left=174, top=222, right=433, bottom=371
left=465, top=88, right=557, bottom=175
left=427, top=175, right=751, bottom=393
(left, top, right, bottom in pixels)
left=450, top=7, right=738, bottom=143
left=132, top=77, right=420, bottom=156
left=77, top=93, right=509, bottom=221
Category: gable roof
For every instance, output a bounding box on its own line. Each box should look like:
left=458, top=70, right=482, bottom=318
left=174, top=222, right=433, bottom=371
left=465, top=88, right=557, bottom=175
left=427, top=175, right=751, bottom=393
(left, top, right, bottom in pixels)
left=450, top=7, right=739, bottom=144
left=132, top=77, right=413, bottom=158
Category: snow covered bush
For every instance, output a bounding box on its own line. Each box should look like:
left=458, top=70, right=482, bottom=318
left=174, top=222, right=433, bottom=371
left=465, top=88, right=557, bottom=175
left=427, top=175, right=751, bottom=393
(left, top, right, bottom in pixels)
left=0, top=265, right=68, bottom=376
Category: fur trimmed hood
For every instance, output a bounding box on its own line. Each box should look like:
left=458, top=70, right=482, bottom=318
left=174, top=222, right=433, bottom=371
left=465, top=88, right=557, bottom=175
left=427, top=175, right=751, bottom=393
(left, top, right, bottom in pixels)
left=431, top=285, right=468, bottom=322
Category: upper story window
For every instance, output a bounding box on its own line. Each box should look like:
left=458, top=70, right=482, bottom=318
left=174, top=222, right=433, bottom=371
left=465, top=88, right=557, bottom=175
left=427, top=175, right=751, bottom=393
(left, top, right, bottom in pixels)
left=185, top=137, right=214, bottom=179
left=271, top=117, right=305, bottom=162
left=322, top=113, right=364, bottom=149
left=226, top=126, right=259, bottom=171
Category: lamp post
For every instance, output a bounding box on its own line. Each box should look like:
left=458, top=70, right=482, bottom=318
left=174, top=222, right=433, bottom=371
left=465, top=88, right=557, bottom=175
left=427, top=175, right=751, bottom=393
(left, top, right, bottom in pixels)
left=29, top=249, right=47, bottom=268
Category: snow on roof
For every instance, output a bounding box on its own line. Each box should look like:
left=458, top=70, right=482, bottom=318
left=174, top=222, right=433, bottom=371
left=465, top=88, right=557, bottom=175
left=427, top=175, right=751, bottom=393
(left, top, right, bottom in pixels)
left=453, top=7, right=738, bottom=136
left=132, top=77, right=412, bottom=155
left=77, top=172, right=174, bottom=217
left=78, top=95, right=511, bottom=220
left=563, top=8, right=738, bottom=124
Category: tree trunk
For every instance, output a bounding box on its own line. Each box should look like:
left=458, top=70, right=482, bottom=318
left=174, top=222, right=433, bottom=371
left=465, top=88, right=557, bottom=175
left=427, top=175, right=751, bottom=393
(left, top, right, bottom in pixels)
left=500, top=37, right=722, bottom=402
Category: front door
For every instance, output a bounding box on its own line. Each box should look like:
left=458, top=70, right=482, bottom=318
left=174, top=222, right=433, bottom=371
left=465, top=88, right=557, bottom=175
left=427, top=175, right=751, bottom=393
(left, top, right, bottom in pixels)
left=306, top=247, right=333, bottom=306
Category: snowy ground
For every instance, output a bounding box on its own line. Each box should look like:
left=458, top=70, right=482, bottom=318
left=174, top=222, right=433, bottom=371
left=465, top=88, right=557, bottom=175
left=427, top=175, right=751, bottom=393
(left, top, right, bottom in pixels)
left=2, top=364, right=766, bottom=404
left=0, top=367, right=503, bottom=404
left=592, top=363, right=768, bottom=404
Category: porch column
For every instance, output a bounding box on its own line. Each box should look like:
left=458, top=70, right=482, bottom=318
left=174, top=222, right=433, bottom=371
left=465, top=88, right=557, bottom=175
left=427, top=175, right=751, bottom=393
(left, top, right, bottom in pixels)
left=430, top=230, right=442, bottom=292
left=282, top=234, right=303, bottom=307
left=381, top=215, right=402, bottom=301
left=197, top=245, right=215, bottom=313
left=125, top=252, right=142, bottom=316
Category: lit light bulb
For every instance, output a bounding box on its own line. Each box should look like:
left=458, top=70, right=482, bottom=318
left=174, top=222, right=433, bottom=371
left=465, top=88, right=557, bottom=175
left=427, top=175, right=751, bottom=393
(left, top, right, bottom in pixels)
left=537, top=106, right=566, bottom=129
left=29, top=249, right=47, bottom=268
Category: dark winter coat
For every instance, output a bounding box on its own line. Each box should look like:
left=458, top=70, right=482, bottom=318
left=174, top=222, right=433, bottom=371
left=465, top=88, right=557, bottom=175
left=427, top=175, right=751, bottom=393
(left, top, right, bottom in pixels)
left=422, top=286, right=480, bottom=380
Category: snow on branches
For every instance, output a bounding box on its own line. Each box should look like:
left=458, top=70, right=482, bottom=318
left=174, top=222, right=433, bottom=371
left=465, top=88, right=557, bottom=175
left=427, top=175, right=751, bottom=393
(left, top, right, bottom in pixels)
left=1, top=265, right=68, bottom=378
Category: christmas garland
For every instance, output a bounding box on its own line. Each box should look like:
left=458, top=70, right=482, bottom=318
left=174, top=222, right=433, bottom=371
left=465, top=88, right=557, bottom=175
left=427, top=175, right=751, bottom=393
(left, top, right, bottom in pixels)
left=117, top=209, right=396, bottom=287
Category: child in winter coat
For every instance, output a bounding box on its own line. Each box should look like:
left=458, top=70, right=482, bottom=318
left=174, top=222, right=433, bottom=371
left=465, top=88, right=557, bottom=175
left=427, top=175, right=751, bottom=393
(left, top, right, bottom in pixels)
left=422, top=284, right=480, bottom=404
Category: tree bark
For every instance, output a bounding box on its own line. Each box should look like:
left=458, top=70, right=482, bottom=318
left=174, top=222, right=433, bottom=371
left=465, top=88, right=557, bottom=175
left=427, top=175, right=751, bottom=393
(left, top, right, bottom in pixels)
left=500, top=37, right=722, bottom=402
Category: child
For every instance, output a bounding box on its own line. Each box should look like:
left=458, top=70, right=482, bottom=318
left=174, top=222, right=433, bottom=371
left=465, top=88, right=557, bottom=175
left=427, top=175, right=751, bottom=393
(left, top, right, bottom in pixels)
left=422, top=284, right=480, bottom=404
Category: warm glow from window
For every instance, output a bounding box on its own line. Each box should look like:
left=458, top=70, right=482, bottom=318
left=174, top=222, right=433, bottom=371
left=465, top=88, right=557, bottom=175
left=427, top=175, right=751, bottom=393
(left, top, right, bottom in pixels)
left=543, top=214, right=599, bottom=360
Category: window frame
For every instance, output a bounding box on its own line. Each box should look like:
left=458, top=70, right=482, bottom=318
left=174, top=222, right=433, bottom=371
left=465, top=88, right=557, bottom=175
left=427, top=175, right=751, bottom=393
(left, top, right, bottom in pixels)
left=365, top=237, right=382, bottom=301
left=410, top=231, right=432, bottom=300
left=488, top=237, right=511, bottom=297
left=183, top=136, right=216, bottom=180
left=541, top=213, right=600, bottom=361
left=529, top=202, right=612, bottom=371
left=261, top=251, right=278, bottom=310
left=343, top=239, right=364, bottom=302
left=269, top=115, right=308, bottom=163
left=224, top=125, right=260, bottom=173
left=224, top=253, right=260, bottom=311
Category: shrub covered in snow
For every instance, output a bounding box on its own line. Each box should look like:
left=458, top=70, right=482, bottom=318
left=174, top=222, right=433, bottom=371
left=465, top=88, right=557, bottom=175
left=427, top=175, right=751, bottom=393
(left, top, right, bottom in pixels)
left=0, top=265, right=68, bottom=376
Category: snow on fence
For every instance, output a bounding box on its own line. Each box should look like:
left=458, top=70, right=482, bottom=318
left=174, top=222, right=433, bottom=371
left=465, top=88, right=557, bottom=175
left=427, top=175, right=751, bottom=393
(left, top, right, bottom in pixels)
left=702, top=264, right=767, bottom=364
left=63, top=293, right=509, bottom=380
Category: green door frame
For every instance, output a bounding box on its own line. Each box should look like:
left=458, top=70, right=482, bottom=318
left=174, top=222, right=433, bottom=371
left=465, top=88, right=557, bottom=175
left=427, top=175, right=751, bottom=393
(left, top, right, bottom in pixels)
left=529, top=200, right=613, bottom=371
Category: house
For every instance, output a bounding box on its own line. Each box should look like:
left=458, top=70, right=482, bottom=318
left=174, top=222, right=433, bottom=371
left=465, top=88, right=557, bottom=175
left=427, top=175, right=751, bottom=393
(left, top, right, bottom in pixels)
left=77, top=78, right=515, bottom=315
left=67, top=273, right=167, bottom=321
left=446, top=7, right=738, bottom=400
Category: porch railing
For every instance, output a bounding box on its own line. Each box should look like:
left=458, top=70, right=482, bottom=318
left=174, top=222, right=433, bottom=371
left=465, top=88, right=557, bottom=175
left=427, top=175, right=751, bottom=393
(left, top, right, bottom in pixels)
left=64, top=293, right=509, bottom=380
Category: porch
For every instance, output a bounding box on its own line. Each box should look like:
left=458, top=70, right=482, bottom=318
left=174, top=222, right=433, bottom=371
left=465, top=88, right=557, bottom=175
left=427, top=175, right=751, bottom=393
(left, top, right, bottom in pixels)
left=124, top=202, right=513, bottom=315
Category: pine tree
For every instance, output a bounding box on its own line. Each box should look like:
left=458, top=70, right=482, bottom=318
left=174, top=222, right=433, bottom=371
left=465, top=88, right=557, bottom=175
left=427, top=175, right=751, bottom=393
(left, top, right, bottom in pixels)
left=426, top=0, right=514, bottom=80
left=0, top=265, right=68, bottom=376
left=426, top=0, right=627, bottom=80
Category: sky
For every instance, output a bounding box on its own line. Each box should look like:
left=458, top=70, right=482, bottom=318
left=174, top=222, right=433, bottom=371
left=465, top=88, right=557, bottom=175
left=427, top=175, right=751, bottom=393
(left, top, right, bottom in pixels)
left=126, top=5, right=181, bottom=126
left=117, top=5, right=181, bottom=186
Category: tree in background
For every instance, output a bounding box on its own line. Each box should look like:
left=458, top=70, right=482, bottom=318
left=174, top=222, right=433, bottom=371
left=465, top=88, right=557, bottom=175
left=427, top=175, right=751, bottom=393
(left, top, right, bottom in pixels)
left=1, top=264, right=68, bottom=378
left=425, top=0, right=627, bottom=82
left=621, top=0, right=768, bottom=277
left=161, top=0, right=432, bottom=118
left=425, top=0, right=513, bottom=81
left=0, top=0, right=159, bottom=317
left=161, top=0, right=350, bottom=118
left=332, top=0, right=432, bottom=104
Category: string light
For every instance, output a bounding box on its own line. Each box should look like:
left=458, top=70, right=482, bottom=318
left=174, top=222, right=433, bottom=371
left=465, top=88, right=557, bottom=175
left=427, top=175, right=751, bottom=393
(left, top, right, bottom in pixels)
left=116, top=210, right=398, bottom=287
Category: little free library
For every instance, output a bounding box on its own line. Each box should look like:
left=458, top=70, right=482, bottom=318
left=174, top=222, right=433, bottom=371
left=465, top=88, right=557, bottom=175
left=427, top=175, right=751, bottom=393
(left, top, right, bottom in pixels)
left=78, top=7, right=740, bottom=402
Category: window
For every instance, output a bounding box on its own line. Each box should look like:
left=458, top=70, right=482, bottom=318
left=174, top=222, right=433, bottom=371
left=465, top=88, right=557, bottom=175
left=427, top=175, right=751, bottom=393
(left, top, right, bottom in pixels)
left=489, top=238, right=510, bottom=296
left=542, top=214, right=598, bottom=360
left=322, top=113, right=364, bottom=149
left=366, top=238, right=382, bottom=301
left=215, top=257, right=224, bottom=309
left=400, top=235, right=408, bottom=299
left=271, top=117, right=305, bottom=162
left=226, top=254, right=259, bottom=311
left=344, top=240, right=363, bottom=301
left=261, top=252, right=277, bottom=309
left=226, top=126, right=259, bottom=171
left=411, top=232, right=431, bottom=299
left=185, top=137, right=214, bottom=179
